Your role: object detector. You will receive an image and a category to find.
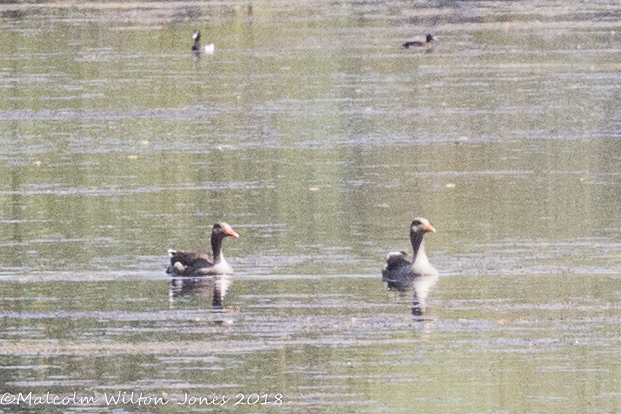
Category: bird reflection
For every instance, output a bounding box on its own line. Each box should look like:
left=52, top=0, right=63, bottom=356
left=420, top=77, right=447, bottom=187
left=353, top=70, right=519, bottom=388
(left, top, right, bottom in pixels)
left=169, top=274, right=232, bottom=310
left=384, top=272, right=439, bottom=318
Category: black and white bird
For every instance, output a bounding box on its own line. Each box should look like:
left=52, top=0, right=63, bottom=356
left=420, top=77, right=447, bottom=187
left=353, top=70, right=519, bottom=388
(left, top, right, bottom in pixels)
left=192, top=31, right=215, bottom=56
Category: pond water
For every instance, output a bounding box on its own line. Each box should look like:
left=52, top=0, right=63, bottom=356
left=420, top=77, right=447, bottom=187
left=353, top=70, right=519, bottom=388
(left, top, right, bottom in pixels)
left=0, top=0, right=621, bottom=412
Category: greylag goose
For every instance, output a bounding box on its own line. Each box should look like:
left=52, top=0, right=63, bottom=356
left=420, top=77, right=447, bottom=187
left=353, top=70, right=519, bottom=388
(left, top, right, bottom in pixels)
left=167, top=222, right=239, bottom=276
left=382, top=218, right=439, bottom=315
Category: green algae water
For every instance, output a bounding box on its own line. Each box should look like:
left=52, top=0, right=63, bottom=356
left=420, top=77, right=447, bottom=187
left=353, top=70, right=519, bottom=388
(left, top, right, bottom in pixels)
left=0, top=1, right=620, bottom=412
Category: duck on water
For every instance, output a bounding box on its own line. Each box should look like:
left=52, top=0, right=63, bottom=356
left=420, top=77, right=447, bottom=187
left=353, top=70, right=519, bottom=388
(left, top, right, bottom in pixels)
left=403, top=34, right=434, bottom=49
left=192, top=31, right=215, bottom=56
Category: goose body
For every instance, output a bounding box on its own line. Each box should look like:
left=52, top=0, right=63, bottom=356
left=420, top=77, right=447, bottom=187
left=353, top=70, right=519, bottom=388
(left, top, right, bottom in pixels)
left=167, top=222, right=238, bottom=276
left=382, top=218, right=438, bottom=315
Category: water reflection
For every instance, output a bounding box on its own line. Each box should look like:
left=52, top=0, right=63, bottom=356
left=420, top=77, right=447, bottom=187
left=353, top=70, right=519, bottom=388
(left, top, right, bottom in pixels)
left=0, top=1, right=620, bottom=413
left=383, top=273, right=439, bottom=318
left=169, top=275, right=232, bottom=310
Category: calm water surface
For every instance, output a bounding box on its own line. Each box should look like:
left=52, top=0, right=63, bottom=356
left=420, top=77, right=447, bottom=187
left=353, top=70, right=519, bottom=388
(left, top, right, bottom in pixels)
left=0, top=1, right=621, bottom=412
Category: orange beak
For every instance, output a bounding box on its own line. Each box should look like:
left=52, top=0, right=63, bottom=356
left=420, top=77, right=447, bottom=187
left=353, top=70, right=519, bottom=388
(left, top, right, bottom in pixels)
left=424, top=224, right=436, bottom=233
left=227, top=229, right=240, bottom=238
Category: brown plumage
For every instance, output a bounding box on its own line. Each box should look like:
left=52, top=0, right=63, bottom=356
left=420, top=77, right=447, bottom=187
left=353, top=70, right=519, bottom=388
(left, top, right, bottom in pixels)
left=382, top=218, right=438, bottom=316
left=167, top=222, right=239, bottom=276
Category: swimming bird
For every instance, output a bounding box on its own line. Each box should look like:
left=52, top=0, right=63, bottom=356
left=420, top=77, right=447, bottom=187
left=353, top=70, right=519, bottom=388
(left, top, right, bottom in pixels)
left=382, top=218, right=438, bottom=315
left=167, top=222, right=239, bottom=276
left=403, top=34, right=434, bottom=49
left=192, top=31, right=201, bottom=54
left=192, top=31, right=215, bottom=56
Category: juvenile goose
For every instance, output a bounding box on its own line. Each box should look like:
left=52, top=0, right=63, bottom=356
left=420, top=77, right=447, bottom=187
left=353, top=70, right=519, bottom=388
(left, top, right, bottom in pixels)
left=382, top=218, right=438, bottom=315
left=167, top=222, right=239, bottom=276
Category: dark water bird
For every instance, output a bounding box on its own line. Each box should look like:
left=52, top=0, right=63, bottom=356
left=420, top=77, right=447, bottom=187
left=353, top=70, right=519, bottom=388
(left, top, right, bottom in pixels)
left=192, top=30, right=215, bottom=56
left=382, top=218, right=439, bottom=316
left=167, top=222, right=239, bottom=276
left=191, top=30, right=201, bottom=54
left=403, top=34, right=434, bottom=49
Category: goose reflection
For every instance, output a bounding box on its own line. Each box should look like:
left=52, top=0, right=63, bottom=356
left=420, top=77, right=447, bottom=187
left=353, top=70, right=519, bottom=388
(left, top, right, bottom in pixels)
left=382, top=218, right=439, bottom=317
left=169, top=274, right=232, bottom=310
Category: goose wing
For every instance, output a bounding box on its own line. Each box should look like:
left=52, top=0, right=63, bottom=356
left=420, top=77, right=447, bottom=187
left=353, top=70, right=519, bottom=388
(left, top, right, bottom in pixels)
left=167, top=250, right=214, bottom=276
